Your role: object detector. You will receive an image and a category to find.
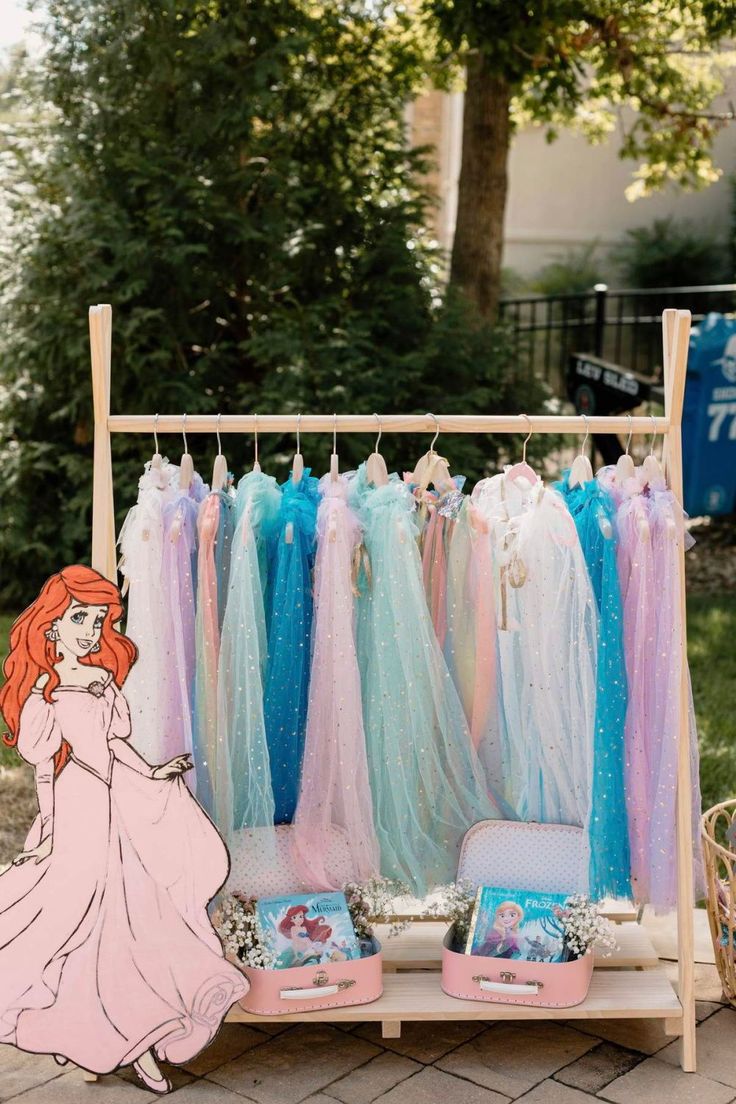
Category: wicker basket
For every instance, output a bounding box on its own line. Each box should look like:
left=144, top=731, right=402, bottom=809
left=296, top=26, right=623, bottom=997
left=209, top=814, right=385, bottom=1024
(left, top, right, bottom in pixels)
left=701, top=799, right=736, bottom=1006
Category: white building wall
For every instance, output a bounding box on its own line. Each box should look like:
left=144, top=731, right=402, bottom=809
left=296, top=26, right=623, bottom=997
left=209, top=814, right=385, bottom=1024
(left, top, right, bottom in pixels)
left=422, top=86, right=736, bottom=280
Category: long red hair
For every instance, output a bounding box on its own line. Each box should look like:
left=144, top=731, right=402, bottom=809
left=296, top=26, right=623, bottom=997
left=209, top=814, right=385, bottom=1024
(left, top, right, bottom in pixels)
left=0, top=565, right=137, bottom=776
left=278, top=905, right=333, bottom=943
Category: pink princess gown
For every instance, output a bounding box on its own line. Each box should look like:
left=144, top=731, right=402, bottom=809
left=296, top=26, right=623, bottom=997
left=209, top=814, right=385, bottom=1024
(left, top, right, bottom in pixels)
left=0, top=674, right=247, bottom=1074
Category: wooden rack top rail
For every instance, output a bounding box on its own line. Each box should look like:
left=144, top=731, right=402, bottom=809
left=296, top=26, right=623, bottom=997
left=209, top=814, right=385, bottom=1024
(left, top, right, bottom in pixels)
left=107, top=413, right=668, bottom=435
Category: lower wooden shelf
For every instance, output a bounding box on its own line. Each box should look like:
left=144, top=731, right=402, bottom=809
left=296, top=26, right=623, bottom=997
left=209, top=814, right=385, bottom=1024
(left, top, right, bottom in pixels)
left=226, top=921, right=681, bottom=1033
left=227, top=966, right=682, bottom=1025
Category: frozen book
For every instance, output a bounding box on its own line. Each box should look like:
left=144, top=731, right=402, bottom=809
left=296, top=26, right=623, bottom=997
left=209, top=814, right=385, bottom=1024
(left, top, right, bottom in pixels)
left=464, top=886, right=571, bottom=963
left=256, top=891, right=361, bottom=970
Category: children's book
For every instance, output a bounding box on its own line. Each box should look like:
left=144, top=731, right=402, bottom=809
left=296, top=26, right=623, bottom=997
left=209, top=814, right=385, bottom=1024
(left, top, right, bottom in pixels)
left=256, top=891, right=361, bottom=970
left=464, top=886, right=571, bottom=963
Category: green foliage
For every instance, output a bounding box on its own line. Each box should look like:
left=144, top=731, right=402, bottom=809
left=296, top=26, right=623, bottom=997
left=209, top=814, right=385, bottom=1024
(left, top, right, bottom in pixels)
left=530, top=243, right=607, bottom=296
left=0, top=0, right=550, bottom=607
left=612, top=216, right=731, bottom=287
left=426, top=0, right=736, bottom=196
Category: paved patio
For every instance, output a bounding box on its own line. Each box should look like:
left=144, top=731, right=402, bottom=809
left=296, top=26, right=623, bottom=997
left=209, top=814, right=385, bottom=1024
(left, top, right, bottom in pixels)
left=0, top=961, right=733, bottom=1104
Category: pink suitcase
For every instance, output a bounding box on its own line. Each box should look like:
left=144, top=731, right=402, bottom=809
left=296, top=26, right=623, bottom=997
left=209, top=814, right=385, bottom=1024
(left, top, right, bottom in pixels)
left=226, top=824, right=383, bottom=1016
left=441, top=820, right=594, bottom=1008
left=233, top=938, right=383, bottom=1016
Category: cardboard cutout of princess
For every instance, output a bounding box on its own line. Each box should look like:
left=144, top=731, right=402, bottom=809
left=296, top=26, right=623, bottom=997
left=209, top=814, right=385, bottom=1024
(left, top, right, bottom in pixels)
left=0, top=566, right=248, bottom=1094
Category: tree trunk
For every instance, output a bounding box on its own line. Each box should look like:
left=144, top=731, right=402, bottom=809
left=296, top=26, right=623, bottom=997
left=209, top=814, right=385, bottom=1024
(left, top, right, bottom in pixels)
left=450, top=55, right=511, bottom=320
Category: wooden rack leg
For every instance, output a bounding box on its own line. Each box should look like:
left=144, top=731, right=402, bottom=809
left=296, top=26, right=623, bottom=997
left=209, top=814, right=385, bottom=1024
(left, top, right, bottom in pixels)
left=82, top=1071, right=99, bottom=1082
left=381, top=1021, right=402, bottom=1039
left=89, top=304, right=116, bottom=581
left=663, top=309, right=697, bottom=1072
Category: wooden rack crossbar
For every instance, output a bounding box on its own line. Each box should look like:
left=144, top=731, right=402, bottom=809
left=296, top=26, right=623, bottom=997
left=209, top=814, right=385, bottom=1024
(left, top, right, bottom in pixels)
left=88, top=303, right=697, bottom=1072
left=107, top=414, right=669, bottom=435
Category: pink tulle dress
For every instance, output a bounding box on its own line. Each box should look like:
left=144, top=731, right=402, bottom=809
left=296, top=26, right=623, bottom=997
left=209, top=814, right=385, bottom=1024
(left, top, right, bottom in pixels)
left=0, top=674, right=247, bottom=1074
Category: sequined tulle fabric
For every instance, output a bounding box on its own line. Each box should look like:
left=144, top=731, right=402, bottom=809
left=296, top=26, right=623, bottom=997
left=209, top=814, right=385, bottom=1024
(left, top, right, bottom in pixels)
left=263, top=470, right=320, bottom=825
left=472, top=469, right=597, bottom=831
left=218, top=470, right=281, bottom=833
left=555, top=472, right=631, bottom=901
left=349, top=465, right=505, bottom=896
left=293, top=474, right=380, bottom=888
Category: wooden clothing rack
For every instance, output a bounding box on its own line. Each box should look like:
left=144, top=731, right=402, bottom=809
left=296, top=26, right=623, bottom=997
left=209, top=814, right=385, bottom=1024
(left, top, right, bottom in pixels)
left=88, top=303, right=698, bottom=1072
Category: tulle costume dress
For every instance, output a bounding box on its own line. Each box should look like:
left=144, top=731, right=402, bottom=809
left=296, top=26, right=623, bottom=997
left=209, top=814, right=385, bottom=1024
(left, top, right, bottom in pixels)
left=608, top=466, right=704, bottom=911
left=0, top=676, right=246, bottom=1073
left=193, top=487, right=235, bottom=834
left=161, top=478, right=206, bottom=793
left=472, top=469, right=597, bottom=832
left=118, top=460, right=179, bottom=766
left=349, top=465, right=506, bottom=896
left=555, top=472, right=631, bottom=900
left=263, top=470, right=319, bottom=824
left=218, top=469, right=281, bottom=832
left=293, top=474, right=380, bottom=888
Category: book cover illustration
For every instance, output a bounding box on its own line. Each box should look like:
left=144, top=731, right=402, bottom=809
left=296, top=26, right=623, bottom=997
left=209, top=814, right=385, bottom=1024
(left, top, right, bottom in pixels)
left=464, top=886, right=571, bottom=963
left=256, top=891, right=362, bottom=970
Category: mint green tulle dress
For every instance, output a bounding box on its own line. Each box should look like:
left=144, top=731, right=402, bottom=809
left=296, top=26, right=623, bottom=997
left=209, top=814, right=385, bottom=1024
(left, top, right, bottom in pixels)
left=348, top=465, right=508, bottom=895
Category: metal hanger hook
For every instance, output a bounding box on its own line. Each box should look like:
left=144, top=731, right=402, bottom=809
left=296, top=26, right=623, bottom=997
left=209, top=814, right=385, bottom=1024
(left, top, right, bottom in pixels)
left=333, top=412, right=338, bottom=455
left=181, top=413, right=188, bottom=454
left=580, top=413, right=590, bottom=454
left=153, top=413, right=159, bottom=455
left=296, top=412, right=302, bottom=454
left=649, top=413, right=657, bottom=456
left=625, top=413, right=633, bottom=456
left=520, top=414, right=533, bottom=463
left=253, top=412, right=259, bottom=466
left=426, top=412, right=440, bottom=453
left=216, top=413, right=222, bottom=456
left=373, top=413, right=382, bottom=453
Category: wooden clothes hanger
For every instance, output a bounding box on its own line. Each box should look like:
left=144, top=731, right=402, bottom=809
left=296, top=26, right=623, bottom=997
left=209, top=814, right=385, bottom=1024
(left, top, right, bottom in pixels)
left=179, top=412, right=194, bottom=489
left=291, top=412, right=304, bottom=484
left=252, top=412, right=262, bottom=474
left=211, top=412, right=228, bottom=492
left=151, top=413, right=163, bottom=471
left=616, top=413, right=636, bottom=482
left=330, top=413, right=339, bottom=482
left=568, top=414, right=594, bottom=488
left=366, top=413, right=389, bottom=486
left=506, top=414, right=537, bottom=488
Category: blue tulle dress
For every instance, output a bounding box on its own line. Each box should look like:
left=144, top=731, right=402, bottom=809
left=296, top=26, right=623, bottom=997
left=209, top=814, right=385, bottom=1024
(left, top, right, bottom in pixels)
left=218, top=470, right=281, bottom=832
left=555, top=472, right=631, bottom=900
left=263, top=469, right=319, bottom=824
left=349, top=465, right=507, bottom=896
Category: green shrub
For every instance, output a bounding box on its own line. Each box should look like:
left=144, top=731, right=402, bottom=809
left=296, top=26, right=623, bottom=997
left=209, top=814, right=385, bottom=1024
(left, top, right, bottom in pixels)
left=612, top=216, right=730, bottom=288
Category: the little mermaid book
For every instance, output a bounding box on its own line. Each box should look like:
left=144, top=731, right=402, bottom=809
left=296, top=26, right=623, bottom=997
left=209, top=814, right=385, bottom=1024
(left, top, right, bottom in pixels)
left=464, top=886, right=571, bottom=963
left=256, top=891, right=362, bottom=970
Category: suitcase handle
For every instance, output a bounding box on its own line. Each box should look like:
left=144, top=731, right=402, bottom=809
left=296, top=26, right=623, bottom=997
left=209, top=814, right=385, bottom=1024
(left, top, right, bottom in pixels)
left=280, top=977, right=356, bottom=1001
left=473, top=974, right=543, bottom=996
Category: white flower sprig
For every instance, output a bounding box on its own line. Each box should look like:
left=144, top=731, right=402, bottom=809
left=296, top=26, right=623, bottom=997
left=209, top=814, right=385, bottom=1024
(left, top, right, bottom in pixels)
left=424, top=879, right=477, bottom=941
left=555, top=894, right=618, bottom=959
left=215, top=892, right=276, bottom=970
left=343, top=876, right=412, bottom=940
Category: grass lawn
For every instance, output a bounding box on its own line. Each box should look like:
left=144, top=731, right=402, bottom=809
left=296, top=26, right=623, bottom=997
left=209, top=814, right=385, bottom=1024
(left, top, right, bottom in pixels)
left=1, top=597, right=735, bottom=807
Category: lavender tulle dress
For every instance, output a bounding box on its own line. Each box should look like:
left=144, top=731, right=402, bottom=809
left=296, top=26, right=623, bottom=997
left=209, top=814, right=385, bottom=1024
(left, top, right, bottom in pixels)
left=0, top=676, right=246, bottom=1074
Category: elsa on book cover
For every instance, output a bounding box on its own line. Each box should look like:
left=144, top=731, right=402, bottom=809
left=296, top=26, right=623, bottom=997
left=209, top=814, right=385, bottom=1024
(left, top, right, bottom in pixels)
left=0, top=566, right=247, bottom=1094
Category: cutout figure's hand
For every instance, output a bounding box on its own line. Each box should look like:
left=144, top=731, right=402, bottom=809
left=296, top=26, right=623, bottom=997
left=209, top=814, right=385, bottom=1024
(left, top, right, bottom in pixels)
left=151, top=754, right=193, bottom=780
left=13, top=835, right=53, bottom=866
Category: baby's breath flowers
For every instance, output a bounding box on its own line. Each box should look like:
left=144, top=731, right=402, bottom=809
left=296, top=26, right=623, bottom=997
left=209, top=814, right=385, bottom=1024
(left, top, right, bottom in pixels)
left=425, top=879, right=477, bottom=942
left=554, top=895, right=618, bottom=960
left=215, top=892, right=276, bottom=970
left=343, top=876, right=412, bottom=940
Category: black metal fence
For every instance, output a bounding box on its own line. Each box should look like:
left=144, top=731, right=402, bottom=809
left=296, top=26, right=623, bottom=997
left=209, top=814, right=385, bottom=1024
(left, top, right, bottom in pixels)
left=498, top=283, right=736, bottom=392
